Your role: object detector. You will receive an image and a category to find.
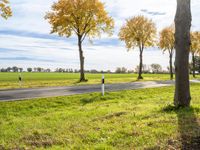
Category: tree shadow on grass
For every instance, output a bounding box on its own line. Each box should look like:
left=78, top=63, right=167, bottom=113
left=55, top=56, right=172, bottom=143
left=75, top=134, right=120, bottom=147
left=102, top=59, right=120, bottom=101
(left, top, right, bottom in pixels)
left=163, top=105, right=200, bottom=149
left=75, top=79, right=88, bottom=84
left=177, top=108, right=200, bottom=149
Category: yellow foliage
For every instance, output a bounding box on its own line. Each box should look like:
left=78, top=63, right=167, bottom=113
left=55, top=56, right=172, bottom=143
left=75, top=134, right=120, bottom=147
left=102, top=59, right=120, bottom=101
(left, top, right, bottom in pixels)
left=0, top=0, right=12, bottom=19
left=190, top=31, right=200, bottom=55
left=45, top=0, right=114, bottom=40
left=159, top=25, right=175, bottom=54
left=118, top=15, right=156, bottom=51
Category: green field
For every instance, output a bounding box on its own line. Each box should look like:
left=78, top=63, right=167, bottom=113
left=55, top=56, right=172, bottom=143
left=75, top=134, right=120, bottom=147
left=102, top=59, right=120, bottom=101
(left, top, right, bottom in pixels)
left=0, top=84, right=199, bottom=149
left=0, top=72, right=199, bottom=89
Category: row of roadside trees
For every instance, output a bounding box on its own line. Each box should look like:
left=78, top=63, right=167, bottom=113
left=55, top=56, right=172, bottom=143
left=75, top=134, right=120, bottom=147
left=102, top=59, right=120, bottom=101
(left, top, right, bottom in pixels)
left=119, top=18, right=200, bottom=81
left=45, top=0, right=195, bottom=107
left=46, top=0, right=200, bottom=82
left=119, top=0, right=194, bottom=107
left=159, top=26, right=200, bottom=79
left=0, top=0, right=194, bottom=107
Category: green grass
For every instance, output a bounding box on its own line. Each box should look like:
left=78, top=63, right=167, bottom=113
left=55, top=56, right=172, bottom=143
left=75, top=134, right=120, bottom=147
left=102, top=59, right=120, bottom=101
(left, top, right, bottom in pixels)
left=0, top=72, right=199, bottom=89
left=0, top=84, right=199, bottom=149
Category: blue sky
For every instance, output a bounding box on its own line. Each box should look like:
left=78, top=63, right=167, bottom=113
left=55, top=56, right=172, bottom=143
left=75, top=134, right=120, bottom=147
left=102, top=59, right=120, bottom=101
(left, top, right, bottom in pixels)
left=0, top=0, right=200, bottom=71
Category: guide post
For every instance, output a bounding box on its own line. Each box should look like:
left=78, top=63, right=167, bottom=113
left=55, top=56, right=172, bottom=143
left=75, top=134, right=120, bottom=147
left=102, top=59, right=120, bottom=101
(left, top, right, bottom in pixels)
left=102, top=74, right=105, bottom=96
left=19, top=73, right=22, bottom=88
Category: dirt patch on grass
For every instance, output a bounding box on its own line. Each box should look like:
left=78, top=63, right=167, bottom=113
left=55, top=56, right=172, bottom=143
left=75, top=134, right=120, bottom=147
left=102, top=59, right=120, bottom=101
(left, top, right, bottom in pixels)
left=93, top=111, right=127, bottom=121
left=166, top=136, right=200, bottom=150
left=0, top=145, right=5, bottom=150
left=180, top=136, right=200, bottom=150
left=21, top=131, right=59, bottom=148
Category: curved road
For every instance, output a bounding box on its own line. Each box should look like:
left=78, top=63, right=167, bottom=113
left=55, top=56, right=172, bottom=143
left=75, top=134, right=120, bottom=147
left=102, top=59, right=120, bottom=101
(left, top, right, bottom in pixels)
left=0, top=80, right=199, bottom=102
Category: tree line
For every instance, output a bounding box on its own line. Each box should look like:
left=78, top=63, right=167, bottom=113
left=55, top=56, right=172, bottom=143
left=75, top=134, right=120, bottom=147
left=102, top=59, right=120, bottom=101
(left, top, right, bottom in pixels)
left=0, top=64, right=165, bottom=74
left=2, top=61, right=200, bottom=74
left=116, top=64, right=166, bottom=74
left=0, top=67, right=86, bottom=73
left=0, top=67, right=51, bottom=72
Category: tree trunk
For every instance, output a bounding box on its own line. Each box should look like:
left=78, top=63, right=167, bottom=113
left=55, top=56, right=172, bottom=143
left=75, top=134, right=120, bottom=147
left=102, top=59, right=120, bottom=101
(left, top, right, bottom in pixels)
left=174, top=0, right=191, bottom=107
left=78, top=35, right=86, bottom=82
left=169, top=52, right=173, bottom=80
left=192, top=52, right=196, bottom=78
left=138, top=49, right=143, bottom=80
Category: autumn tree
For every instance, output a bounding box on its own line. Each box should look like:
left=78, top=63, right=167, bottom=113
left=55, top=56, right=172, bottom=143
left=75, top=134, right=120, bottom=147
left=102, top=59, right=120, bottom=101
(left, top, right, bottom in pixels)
left=159, top=25, right=175, bottom=80
left=45, top=0, right=114, bottom=82
left=119, top=15, right=156, bottom=80
left=190, top=31, right=200, bottom=78
left=174, top=0, right=191, bottom=107
left=0, top=0, right=12, bottom=19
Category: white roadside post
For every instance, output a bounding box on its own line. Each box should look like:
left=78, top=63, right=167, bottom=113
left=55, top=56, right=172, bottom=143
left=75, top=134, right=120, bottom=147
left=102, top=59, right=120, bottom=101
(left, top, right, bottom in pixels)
left=102, top=73, right=105, bottom=96
left=19, top=73, right=22, bottom=88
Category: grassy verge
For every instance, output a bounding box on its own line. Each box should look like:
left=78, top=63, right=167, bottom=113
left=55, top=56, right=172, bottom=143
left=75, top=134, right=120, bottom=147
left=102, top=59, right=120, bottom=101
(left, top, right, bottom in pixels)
left=0, top=72, right=199, bottom=89
left=0, top=84, right=199, bottom=149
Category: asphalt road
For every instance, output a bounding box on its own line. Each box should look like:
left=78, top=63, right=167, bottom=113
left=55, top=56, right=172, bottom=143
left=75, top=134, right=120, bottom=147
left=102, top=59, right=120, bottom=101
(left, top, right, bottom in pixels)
left=0, top=80, right=176, bottom=102
left=1, top=80, right=200, bottom=102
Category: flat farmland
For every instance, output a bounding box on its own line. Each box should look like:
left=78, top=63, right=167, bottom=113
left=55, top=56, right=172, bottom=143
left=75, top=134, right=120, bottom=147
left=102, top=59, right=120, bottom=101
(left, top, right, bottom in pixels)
left=0, top=72, right=199, bottom=89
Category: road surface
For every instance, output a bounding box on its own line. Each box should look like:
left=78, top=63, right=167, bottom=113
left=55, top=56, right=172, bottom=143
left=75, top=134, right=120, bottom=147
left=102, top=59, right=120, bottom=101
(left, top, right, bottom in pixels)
left=0, top=80, right=199, bottom=102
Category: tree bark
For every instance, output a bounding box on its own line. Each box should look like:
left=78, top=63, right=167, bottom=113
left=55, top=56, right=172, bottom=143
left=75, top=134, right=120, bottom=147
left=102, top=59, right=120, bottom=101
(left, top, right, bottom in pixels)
left=78, top=35, right=86, bottom=82
left=174, top=0, right=191, bottom=107
left=138, top=47, right=143, bottom=80
left=169, top=52, right=173, bottom=80
left=192, top=52, right=196, bottom=78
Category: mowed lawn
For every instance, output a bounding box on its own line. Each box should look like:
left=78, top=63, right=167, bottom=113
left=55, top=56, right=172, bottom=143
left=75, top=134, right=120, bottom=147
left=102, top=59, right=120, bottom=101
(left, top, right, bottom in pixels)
left=0, top=72, right=200, bottom=89
left=0, top=84, right=199, bottom=149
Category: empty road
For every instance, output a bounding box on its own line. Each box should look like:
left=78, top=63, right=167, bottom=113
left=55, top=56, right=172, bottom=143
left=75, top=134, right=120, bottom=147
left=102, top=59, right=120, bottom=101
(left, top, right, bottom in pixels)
left=0, top=80, right=177, bottom=101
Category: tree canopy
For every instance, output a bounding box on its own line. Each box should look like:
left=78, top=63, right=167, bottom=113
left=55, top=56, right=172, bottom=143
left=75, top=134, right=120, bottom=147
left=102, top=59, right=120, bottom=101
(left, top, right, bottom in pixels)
left=190, top=31, right=200, bottom=55
left=159, top=25, right=175, bottom=53
left=119, top=15, right=156, bottom=51
left=45, top=0, right=114, bottom=40
left=0, top=0, right=12, bottom=19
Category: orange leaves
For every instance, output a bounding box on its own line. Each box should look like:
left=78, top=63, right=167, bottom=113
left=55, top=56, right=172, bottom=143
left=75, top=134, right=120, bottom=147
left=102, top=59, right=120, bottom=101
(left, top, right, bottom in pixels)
left=190, top=31, right=200, bottom=55
left=45, top=0, right=114, bottom=40
left=159, top=25, right=175, bottom=53
left=119, top=15, right=156, bottom=51
left=0, top=0, right=12, bottom=19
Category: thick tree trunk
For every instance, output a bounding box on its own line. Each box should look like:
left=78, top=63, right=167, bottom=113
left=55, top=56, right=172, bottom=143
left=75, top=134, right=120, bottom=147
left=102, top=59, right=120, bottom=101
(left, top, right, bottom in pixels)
left=174, top=0, right=191, bottom=107
left=78, top=35, right=86, bottom=82
left=169, top=52, right=173, bottom=80
left=192, top=53, right=196, bottom=78
left=138, top=49, right=143, bottom=80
